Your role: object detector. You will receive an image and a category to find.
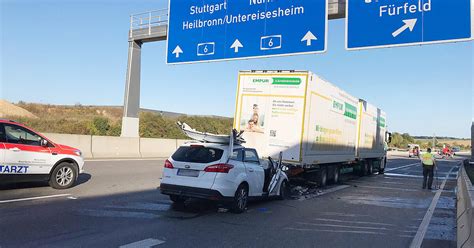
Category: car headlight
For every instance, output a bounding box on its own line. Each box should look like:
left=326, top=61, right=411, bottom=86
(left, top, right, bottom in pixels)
left=74, top=150, right=82, bottom=157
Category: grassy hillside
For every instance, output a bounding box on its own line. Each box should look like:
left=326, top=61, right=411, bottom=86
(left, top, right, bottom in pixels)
left=5, top=102, right=233, bottom=139
left=386, top=132, right=471, bottom=151
left=415, top=139, right=471, bottom=149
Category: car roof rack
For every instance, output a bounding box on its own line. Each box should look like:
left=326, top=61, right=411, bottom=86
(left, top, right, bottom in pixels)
left=177, top=122, right=245, bottom=145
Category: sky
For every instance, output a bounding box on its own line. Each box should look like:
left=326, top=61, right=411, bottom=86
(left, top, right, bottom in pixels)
left=1, top=0, right=473, bottom=138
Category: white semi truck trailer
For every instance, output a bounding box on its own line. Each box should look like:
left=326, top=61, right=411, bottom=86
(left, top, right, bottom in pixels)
left=233, top=70, right=391, bottom=186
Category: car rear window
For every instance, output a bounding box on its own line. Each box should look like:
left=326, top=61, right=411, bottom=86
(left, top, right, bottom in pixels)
left=172, top=146, right=224, bottom=163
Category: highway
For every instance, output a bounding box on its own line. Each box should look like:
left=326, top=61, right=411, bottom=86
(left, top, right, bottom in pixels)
left=0, top=155, right=462, bottom=248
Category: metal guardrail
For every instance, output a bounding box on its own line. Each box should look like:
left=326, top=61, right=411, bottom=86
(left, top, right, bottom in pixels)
left=129, top=1, right=346, bottom=40
left=129, top=9, right=168, bottom=39
left=458, top=160, right=474, bottom=248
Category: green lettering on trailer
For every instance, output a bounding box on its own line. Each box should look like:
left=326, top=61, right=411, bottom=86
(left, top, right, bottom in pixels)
left=344, top=103, right=357, bottom=120
left=272, top=77, right=301, bottom=85
left=379, top=117, right=386, bottom=128
left=333, top=101, right=344, bottom=111
left=252, top=79, right=270, bottom=83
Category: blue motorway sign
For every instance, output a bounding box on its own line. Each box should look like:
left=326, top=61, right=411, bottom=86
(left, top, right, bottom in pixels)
left=346, top=0, right=472, bottom=50
left=166, top=0, right=328, bottom=64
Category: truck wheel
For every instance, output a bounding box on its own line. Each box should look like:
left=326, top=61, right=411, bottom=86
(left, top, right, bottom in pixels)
left=367, top=161, right=373, bottom=175
left=359, top=162, right=368, bottom=176
left=49, top=162, right=77, bottom=189
left=331, top=166, right=341, bottom=184
left=318, top=167, right=328, bottom=187
left=231, top=184, right=248, bottom=213
left=379, top=158, right=386, bottom=174
left=169, top=195, right=187, bottom=204
left=278, top=180, right=290, bottom=200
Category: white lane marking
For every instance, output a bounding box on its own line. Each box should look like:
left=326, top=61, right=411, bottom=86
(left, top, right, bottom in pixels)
left=85, top=158, right=164, bottom=162
left=385, top=173, right=458, bottom=180
left=386, top=163, right=420, bottom=172
left=120, top=238, right=165, bottom=248
left=286, top=227, right=384, bottom=235
left=349, top=180, right=409, bottom=186
left=79, top=209, right=157, bottom=219
left=352, top=185, right=419, bottom=192
left=297, top=222, right=390, bottom=230
left=0, top=194, right=71, bottom=204
left=108, top=203, right=171, bottom=211
left=321, top=212, right=369, bottom=217
left=409, top=165, right=457, bottom=248
left=313, top=218, right=396, bottom=226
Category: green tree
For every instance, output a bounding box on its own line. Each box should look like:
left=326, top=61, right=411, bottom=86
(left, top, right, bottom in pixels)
left=88, top=117, right=110, bottom=136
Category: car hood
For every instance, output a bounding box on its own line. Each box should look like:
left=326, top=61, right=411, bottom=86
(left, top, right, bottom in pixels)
left=57, top=144, right=79, bottom=151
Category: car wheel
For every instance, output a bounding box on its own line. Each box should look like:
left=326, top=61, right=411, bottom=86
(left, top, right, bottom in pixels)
left=169, top=195, right=187, bottom=204
left=231, top=184, right=248, bottom=213
left=49, top=162, right=77, bottom=189
left=278, top=180, right=290, bottom=200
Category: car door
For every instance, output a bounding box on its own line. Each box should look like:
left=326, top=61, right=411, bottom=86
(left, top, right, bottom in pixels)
left=243, top=149, right=265, bottom=196
left=3, top=124, right=54, bottom=176
left=0, top=124, right=6, bottom=166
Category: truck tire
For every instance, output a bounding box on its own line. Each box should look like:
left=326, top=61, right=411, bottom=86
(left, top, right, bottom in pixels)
left=231, top=184, right=249, bottom=214
left=330, top=166, right=341, bottom=184
left=318, top=167, right=328, bottom=187
left=49, top=162, right=78, bottom=189
left=379, top=158, right=386, bottom=174
left=359, top=162, right=368, bottom=176
left=367, top=161, right=374, bottom=175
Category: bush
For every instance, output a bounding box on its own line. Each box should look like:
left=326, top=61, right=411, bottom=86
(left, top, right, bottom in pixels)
left=390, top=132, right=417, bottom=149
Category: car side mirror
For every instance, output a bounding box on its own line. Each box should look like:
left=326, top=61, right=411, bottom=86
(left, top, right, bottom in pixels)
left=41, top=139, right=48, bottom=147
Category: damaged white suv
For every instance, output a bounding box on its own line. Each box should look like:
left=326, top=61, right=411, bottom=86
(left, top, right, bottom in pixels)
left=160, top=123, right=289, bottom=213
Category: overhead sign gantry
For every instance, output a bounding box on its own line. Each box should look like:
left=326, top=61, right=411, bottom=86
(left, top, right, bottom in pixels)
left=166, top=0, right=328, bottom=64
left=121, top=2, right=346, bottom=137
left=346, top=0, right=473, bottom=50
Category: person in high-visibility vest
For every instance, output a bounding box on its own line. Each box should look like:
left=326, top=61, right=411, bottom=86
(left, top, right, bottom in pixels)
left=421, top=148, right=436, bottom=189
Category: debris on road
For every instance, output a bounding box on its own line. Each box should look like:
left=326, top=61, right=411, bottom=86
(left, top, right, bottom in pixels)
left=290, top=185, right=323, bottom=201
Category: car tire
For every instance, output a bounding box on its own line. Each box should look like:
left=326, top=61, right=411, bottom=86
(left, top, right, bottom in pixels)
left=169, top=195, right=187, bottom=204
left=278, top=180, right=290, bottom=200
left=231, top=184, right=248, bottom=214
left=49, top=162, right=77, bottom=189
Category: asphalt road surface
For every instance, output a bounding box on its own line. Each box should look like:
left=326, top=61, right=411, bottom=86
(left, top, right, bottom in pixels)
left=0, top=155, right=463, bottom=248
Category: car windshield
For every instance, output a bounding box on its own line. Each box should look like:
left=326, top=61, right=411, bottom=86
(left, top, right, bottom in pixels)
left=171, top=146, right=224, bottom=163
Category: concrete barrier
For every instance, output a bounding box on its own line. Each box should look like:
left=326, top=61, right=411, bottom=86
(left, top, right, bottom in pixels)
left=457, top=160, right=474, bottom=248
left=38, top=133, right=203, bottom=159
left=140, top=138, right=177, bottom=158
left=92, top=136, right=140, bottom=158
left=44, top=133, right=93, bottom=158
